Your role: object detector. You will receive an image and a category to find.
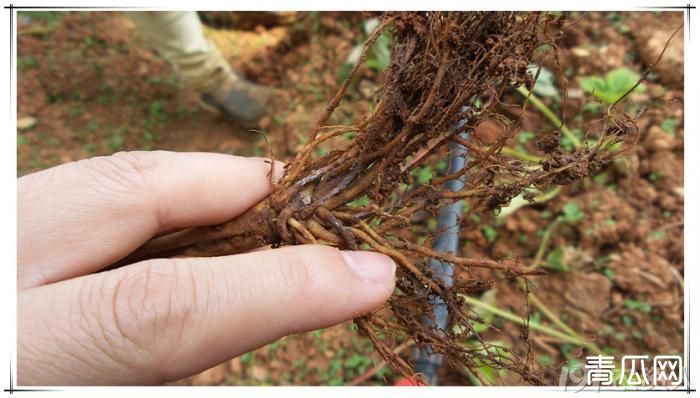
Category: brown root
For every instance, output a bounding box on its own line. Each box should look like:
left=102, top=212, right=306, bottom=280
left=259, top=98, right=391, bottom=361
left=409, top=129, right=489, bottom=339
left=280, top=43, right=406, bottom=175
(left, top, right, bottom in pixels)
left=119, top=12, right=640, bottom=383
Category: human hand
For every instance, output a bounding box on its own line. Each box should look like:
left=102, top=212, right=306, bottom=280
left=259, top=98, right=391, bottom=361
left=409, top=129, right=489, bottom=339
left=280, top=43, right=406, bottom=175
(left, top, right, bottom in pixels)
left=18, top=151, right=396, bottom=385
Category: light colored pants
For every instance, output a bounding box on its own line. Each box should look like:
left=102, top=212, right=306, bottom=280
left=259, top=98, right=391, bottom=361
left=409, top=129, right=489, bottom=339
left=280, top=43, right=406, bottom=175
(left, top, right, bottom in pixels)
left=127, top=11, right=234, bottom=93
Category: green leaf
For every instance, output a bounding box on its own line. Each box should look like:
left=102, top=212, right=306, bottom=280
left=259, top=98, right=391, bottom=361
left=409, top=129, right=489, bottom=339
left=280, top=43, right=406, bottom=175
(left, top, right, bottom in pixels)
left=583, top=101, right=604, bottom=114
left=482, top=226, right=498, bottom=243
left=338, top=19, right=392, bottom=82
left=530, top=312, right=542, bottom=324
left=363, top=18, right=380, bottom=35
left=648, top=171, right=662, bottom=182
left=345, top=45, right=363, bottom=65
left=475, top=365, right=497, bottom=384
left=240, top=352, right=254, bottom=364
left=365, top=32, right=392, bottom=72
left=415, top=166, right=433, bottom=184
left=348, top=195, right=370, bottom=208
left=661, top=118, right=678, bottom=134
left=593, top=172, right=608, bottom=185
left=606, top=68, right=642, bottom=94
left=82, top=142, right=96, bottom=155
left=560, top=128, right=583, bottom=152
left=336, top=62, right=354, bottom=85
left=649, top=229, right=667, bottom=240
left=579, top=67, right=645, bottom=104
left=603, top=268, right=616, bottom=280
left=621, top=314, right=635, bottom=327
left=517, top=131, right=536, bottom=145
left=107, top=134, right=124, bottom=153
left=562, top=202, right=584, bottom=223
left=17, top=55, right=38, bottom=71
left=527, top=64, right=559, bottom=98
left=579, top=75, right=607, bottom=94
left=538, top=354, right=554, bottom=367
left=435, top=159, right=448, bottom=173
left=18, top=134, right=30, bottom=147
left=546, top=247, right=569, bottom=272
left=624, top=299, right=652, bottom=313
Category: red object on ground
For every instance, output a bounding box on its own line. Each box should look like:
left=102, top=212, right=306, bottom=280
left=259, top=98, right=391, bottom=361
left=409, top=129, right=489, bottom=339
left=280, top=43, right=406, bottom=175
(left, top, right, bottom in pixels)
left=394, top=377, right=427, bottom=386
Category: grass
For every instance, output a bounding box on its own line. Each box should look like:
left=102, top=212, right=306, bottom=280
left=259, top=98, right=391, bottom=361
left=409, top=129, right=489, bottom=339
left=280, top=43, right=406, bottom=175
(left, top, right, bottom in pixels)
left=266, top=337, right=287, bottom=356
left=17, top=134, right=29, bottom=148
left=647, top=171, right=663, bottom=183
left=107, top=131, right=125, bottom=153
left=148, top=74, right=180, bottom=88
left=281, top=325, right=383, bottom=386
left=83, top=142, right=97, bottom=156
left=528, top=217, right=562, bottom=270
left=17, top=55, right=38, bottom=71
left=460, top=192, right=604, bottom=370
left=623, top=299, right=652, bottom=313
left=528, top=202, right=585, bottom=272
left=460, top=294, right=604, bottom=356
left=661, top=117, right=679, bottom=135
left=67, top=104, right=86, bottom=119
left=500, top=146, right=543, bottom=162
left=562, top=202, right=584, bottom=223
left=86, top=120, right=99, bottom=132
left=606, top=12, right=631, bottom=35
left=481, top=226, right=498, bottom=243
left=147, top=101, right=168, bottom=122
left=18, top=11, right=65, bottom=28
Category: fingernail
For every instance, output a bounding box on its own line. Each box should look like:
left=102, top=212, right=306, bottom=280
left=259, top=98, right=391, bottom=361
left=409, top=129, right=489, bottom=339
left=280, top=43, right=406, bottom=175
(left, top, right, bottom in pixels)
left=341, top=251, right=396, bottom=285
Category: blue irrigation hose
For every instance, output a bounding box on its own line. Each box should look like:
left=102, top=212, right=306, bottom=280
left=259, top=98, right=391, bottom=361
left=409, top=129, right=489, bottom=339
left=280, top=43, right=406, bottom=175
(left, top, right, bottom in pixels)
left=413, top=116, right=469, bottom=386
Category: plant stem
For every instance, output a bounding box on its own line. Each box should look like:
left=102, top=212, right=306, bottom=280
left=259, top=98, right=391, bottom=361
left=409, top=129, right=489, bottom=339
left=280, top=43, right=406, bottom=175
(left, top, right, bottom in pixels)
left=534, top=186, right=563, bottom=203
left=527, top=216, right=562, bottom=271
left=460, top=294, right=604, bottom=355
left=497, top=186, right=562, bottom=219
left=501, top=146, right=543, bottom=162
left=526, top=291, right=578, bottom=340
left=517, top=216, right=604, bottom=354
left=516, top=85, right=581, bottom=148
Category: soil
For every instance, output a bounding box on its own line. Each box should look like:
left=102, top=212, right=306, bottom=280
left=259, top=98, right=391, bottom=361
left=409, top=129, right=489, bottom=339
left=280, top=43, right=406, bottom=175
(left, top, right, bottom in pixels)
left=17, top=11, right=684, bottom=386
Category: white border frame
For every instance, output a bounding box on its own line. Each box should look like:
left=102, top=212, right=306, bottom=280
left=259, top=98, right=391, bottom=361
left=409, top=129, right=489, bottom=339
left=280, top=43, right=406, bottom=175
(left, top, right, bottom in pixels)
left=2, top=1, right=695, bottom=396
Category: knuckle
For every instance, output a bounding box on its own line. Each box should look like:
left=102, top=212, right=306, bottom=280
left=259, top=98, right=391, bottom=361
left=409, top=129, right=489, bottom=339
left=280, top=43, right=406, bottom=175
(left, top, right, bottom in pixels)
left=73, top=278, right=136, bottom=374
left=105, top=260, right=196, bottom=360
left=95, top=151, right=157, bottom=192
left=79, top=151, right=162, bottom=200
left=79, top=151, right=167, bottom=226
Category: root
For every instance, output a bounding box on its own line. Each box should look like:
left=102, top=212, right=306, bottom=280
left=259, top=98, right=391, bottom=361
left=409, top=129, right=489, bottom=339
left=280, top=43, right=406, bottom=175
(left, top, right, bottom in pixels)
left=118, top=12, right=642, bottom=383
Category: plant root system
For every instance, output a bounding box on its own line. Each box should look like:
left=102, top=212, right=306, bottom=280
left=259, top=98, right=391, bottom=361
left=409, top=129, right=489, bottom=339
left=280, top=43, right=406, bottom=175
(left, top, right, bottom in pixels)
left=120, top=12, right=638, bottom=383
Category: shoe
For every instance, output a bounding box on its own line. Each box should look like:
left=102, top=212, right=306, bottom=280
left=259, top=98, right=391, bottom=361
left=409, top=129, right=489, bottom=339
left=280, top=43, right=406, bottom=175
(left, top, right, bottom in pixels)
left=200, top=75, right=273, bottom=127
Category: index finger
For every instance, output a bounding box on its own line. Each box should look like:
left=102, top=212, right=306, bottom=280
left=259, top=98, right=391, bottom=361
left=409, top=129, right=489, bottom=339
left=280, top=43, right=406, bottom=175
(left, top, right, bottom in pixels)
left=18, top=151, right=283, bottom=288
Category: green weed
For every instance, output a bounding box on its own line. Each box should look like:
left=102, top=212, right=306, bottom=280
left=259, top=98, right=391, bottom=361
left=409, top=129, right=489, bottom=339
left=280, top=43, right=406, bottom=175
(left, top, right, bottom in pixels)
left=580, top=67, right=645, bottom=105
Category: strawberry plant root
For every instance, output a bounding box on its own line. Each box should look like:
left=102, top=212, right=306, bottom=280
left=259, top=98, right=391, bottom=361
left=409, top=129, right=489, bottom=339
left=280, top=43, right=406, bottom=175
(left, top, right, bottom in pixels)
left=121, top=12, right=639, bottom=383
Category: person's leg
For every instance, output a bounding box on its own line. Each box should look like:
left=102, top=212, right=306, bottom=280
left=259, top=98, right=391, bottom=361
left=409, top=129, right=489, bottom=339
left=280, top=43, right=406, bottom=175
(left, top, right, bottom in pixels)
left=128, top=11, right=229, bottom=93
left=127, top=11, right=272, bottom=126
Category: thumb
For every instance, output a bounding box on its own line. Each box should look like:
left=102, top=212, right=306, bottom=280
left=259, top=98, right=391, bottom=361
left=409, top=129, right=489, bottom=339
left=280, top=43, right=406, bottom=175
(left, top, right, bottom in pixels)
left=18, top=245, right=395, bottom=385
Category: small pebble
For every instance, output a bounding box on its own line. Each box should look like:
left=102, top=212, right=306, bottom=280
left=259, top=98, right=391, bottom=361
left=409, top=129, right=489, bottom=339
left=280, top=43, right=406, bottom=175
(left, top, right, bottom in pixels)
left=17, top=116, right=37, bottom=131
